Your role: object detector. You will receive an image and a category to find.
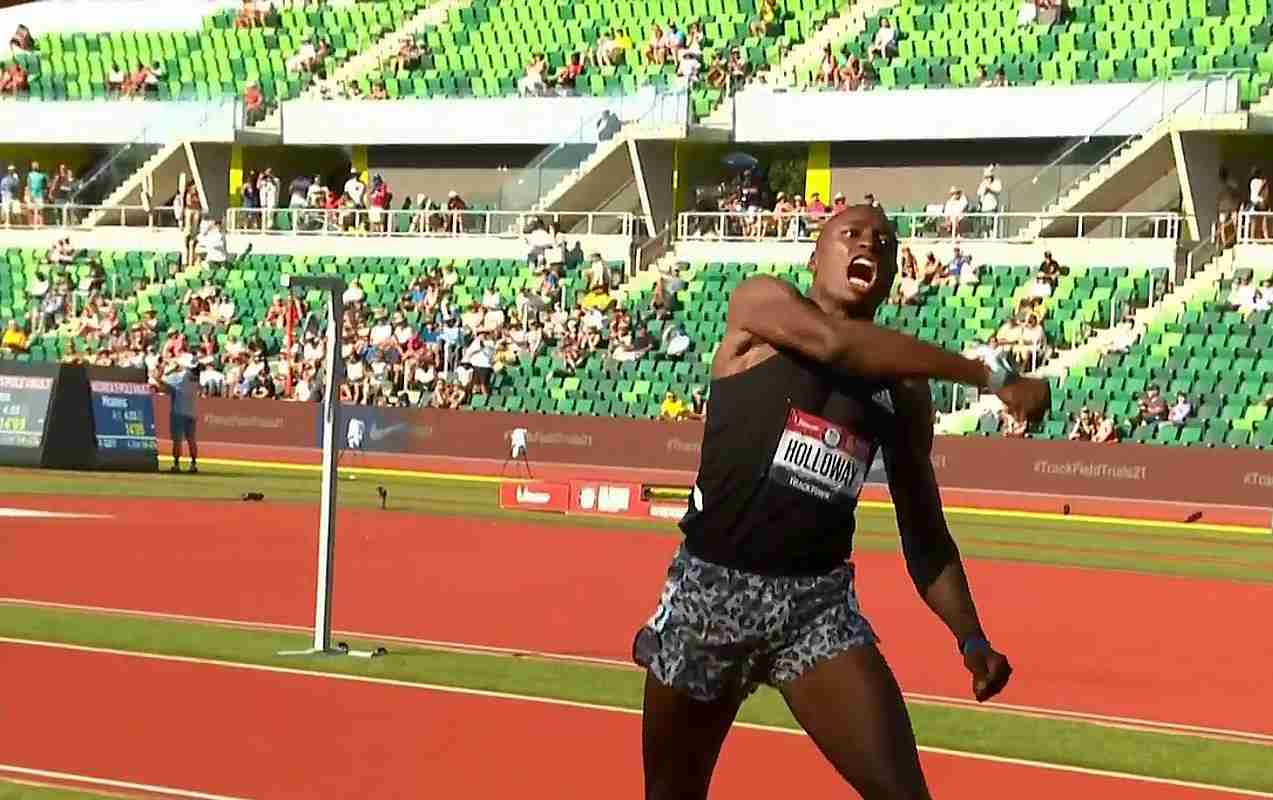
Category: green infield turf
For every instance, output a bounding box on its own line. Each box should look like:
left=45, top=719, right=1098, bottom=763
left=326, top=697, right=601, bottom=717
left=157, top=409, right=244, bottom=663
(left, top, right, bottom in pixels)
left=2, top=603, right=1271, bottom=794
left=3, top=463, right=1271, bottom=583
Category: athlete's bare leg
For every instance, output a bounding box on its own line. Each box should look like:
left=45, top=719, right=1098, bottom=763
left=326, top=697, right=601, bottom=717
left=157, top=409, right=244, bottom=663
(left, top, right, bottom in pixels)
left=642, top=673, right=743, bottom=800
left=780, top=645, right=932, bottom=800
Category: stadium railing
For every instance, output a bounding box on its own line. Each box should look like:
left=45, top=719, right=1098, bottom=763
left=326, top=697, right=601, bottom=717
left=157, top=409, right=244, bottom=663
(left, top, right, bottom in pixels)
left=1236, top=211, right=1273, bottom=243
left=0, top=203, right=174, bottom=229
left=677, top=211, right=1185, bottom=242
left=224, top=208, right=638, bottom=238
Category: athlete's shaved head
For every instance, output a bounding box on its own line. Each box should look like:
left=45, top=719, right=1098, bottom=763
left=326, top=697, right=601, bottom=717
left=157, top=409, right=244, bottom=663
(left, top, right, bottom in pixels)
left=809, top=204, right=898, bottom=319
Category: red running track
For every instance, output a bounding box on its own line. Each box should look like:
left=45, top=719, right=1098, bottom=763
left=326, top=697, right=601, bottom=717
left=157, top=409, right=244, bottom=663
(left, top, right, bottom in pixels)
left=2, top=496, right=1271, bottom=737
left=0, top=642, right=1246, bottom=800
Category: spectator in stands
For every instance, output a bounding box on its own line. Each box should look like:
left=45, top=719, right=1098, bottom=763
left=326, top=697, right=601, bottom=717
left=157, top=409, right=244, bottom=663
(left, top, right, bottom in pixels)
left=677, top=47, right=702, bottom=82
left=257, top=168, right=279, bottom=230
left=644, top=24, right=669, bottom=66
left=662, top=322, right=691, bottom=359
left=244, top=80, right=266, bottom=124
left=369, top=81, right=388, bottom=100
left=611, top=28, right=633, bottom=64
left=659, top=390, right=687, bottom=421
left=1225, top=273, right=1256, bottom=312
left=705, top=54, right=729, bottom=90
left=1, top=319, right=27, bottom=353
left=446, top=190, right=467, bottom=234
left=941, top=246, right=975, bottom=285
left=1168, top=393, right=1193, bottom=426
left=975, top=165, right=1001, bottom=232
left=10, top=24, right=34, bottom=52
left=1014, top=313, right=1047, bottom=368
left=1137, top=386, right=1168, bottom=425
left=0, top=61, right=27, bottom=96
left=815, top=44, right=838, bottom=87
left=555, top=53, right=585, bottom=94
left=367, top=175, right=391, bottom=234
left=1036, top=250, right=1062, bottom=289
left=240, top=170, right=260, bottom=228
left=1091, top=413, right=1120, bottom=443
left=1000, top=410, right=1028, bottom=437
left=1216, top=166, right=1243, bottom=250
left=1249, top=168, right=1270, bottom=240
left=726, top=48, right=750, bottom=93
left=686, top=388, right=708, bottom=420
left=868, top=18, right=898, bottom=60
left=942, top=185, right=968, bottom=236
left=839, top=53, right=865, bottom=91
left=25, top=161, right=46, bottom=227
left=391, top=35, right=425, bottom=73
left=806, top=192, right=828, bottom=220
left=1, top=165, right=20, bottom=227
left=893, top=254, right=924, bottom=306
left=750, top=0, right=778, bottom=36
left=1068, top=407, right=1097, bottom=441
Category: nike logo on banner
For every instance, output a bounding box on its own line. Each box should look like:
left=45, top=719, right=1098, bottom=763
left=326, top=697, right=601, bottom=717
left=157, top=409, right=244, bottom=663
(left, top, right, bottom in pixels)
left=369, top=423, right=407, bottom=441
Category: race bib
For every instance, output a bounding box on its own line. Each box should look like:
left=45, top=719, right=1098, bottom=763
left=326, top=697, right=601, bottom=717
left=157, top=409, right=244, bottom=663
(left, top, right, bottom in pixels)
left=768, top=408, right=873, bottom=506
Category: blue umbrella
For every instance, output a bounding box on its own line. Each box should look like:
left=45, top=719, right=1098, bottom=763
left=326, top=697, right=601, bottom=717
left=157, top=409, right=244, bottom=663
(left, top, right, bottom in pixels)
left=721, top=151, right=759, bottom=171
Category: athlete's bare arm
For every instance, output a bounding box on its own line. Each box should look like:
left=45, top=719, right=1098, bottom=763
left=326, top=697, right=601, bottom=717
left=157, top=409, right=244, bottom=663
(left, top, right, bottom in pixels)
left=883, top=379, right=1012, bottom=703
left=722, top=275, right=1049, bottom=423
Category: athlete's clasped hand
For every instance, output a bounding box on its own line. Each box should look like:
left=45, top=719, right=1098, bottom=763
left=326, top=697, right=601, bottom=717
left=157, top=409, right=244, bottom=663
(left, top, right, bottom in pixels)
left=996, top=376, right=1051, bottom=425
left=964, top=644, right=1013, bottom=702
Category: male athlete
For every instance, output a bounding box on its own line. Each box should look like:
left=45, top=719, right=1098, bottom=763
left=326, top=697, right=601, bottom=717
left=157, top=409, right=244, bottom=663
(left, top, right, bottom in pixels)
left=633, top=204, right=1050, bottom=799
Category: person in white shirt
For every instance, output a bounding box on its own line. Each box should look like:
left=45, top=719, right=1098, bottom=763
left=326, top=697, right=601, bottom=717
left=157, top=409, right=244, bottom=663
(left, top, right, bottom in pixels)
left=369, top=310, right=394, bottom=348
left=677, top=49, right=701, bottom=81
left=198, top=221, right=228, bottom=270
left=868, top=18, right=897, bottom=59
left=258, top=168, right=279, bottom=229
left=1227, top=275, right=1256, bottom=310
left=343, top=170, right=366, bottom=209
left=976, top=165, right=1002, bottom=235
left=943, top=186, right=969, bottom=237
left=525, top=220, right=554, bottom=265
left=587, top=253, right=607, bottom=290
left=1249, top=168, right=1269, bottom=239
left=342, top=280, right=365, bottom=306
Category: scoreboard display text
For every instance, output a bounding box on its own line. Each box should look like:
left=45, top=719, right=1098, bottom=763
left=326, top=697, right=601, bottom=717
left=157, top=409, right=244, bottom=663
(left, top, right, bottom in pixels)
left=0, top=373, right=53, bottom=449
left=89, top=380, right=158, bottom=452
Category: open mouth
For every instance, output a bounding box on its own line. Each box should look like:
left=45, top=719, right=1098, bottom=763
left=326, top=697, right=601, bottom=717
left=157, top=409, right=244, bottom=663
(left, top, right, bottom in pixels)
left=846, top=256, right=876, bottom=292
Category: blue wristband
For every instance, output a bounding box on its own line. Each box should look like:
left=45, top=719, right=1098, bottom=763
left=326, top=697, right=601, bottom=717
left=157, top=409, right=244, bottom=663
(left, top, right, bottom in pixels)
left=959, top=636, right=991, bottom=656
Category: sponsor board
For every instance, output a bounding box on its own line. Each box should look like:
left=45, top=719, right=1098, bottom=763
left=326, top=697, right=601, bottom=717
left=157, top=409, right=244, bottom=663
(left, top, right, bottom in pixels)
left=161, top=397, right=1273, bottom=510
left=569, top=480, right=649, bottom=518
left=498, top=481, right=569, bottom=513
left=647, top=502, right=689, bottom=521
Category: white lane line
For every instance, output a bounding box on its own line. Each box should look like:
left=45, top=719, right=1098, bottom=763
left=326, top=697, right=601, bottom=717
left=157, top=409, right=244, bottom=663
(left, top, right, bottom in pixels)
left=0, top=508, right=113, bottom=520
left=4, top=597, right=1271, bottom=745
left=3, top=637, right=1271, bottom=799
left=0, top=764, right=251, bottom=800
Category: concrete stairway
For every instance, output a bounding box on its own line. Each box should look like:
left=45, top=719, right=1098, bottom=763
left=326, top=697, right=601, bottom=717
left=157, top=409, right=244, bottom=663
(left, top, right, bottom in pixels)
left=252, top=0, right=473, bottom=132
left=84, top=141, right=189, bottom=227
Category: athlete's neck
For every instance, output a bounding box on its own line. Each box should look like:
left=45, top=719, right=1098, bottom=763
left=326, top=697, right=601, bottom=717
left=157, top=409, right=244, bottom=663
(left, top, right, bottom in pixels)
left=807, top=287, right=875, bottom=321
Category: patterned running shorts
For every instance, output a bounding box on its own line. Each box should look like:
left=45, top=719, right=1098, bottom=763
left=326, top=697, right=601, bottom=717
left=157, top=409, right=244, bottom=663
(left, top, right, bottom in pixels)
left=632, top=544, right=878, bottom=702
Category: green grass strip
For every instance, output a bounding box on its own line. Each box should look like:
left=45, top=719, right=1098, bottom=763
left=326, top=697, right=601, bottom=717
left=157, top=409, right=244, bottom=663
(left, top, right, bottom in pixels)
left=3, top=604, right=1270, bottom=793
left=4, top=464, right=1272, bottom=583
left=0, top=779, right=123, bottom=800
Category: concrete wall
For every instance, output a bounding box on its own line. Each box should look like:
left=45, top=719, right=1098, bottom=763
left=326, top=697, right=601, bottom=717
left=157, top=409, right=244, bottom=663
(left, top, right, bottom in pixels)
left=190, top=143, right=233, bottom=223
left=736, top=78, right=1242, bottom=142
left=368, top=144, right=543, bottom=210
left=672, top=238, right=1179, bottom=270
left=281, top=88, right=689, bottom=146
left=0, top=100, right=240, bottom=144
left=635, top=141, right=677, bottom=233
left=828, top=138, right=1114, bottom=212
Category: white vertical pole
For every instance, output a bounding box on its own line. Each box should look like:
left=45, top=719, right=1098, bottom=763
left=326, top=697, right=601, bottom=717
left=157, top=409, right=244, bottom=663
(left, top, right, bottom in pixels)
left=312, top=289, right=344, bottom=652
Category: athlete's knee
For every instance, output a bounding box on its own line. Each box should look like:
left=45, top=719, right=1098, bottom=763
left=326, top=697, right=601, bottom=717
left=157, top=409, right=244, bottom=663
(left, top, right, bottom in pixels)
left=853, top=771, right=931, bottom=800
left=644, top=771, right=711, bottom=800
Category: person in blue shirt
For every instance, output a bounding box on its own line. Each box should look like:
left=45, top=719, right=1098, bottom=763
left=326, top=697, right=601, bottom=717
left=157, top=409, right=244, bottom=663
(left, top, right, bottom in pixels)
left=151, top=354, right=201, bottom=474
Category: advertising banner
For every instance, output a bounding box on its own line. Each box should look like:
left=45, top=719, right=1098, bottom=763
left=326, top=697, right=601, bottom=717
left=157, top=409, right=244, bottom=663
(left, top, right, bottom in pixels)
left=498, top=481, right=570, bottom=513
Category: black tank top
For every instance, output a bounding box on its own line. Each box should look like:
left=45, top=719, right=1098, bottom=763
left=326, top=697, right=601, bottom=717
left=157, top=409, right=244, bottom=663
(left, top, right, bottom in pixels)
left=681, top=351, right=903, bottom=576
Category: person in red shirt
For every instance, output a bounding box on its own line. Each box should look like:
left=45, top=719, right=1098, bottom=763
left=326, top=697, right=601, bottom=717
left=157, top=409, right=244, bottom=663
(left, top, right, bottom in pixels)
left=244, top=80, right=265, bottom=124
left=554, top=52, right=584, bottom=94
left=368, top=176, right=390, bottom=234
left=806, top=192, right=828, bottom=218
